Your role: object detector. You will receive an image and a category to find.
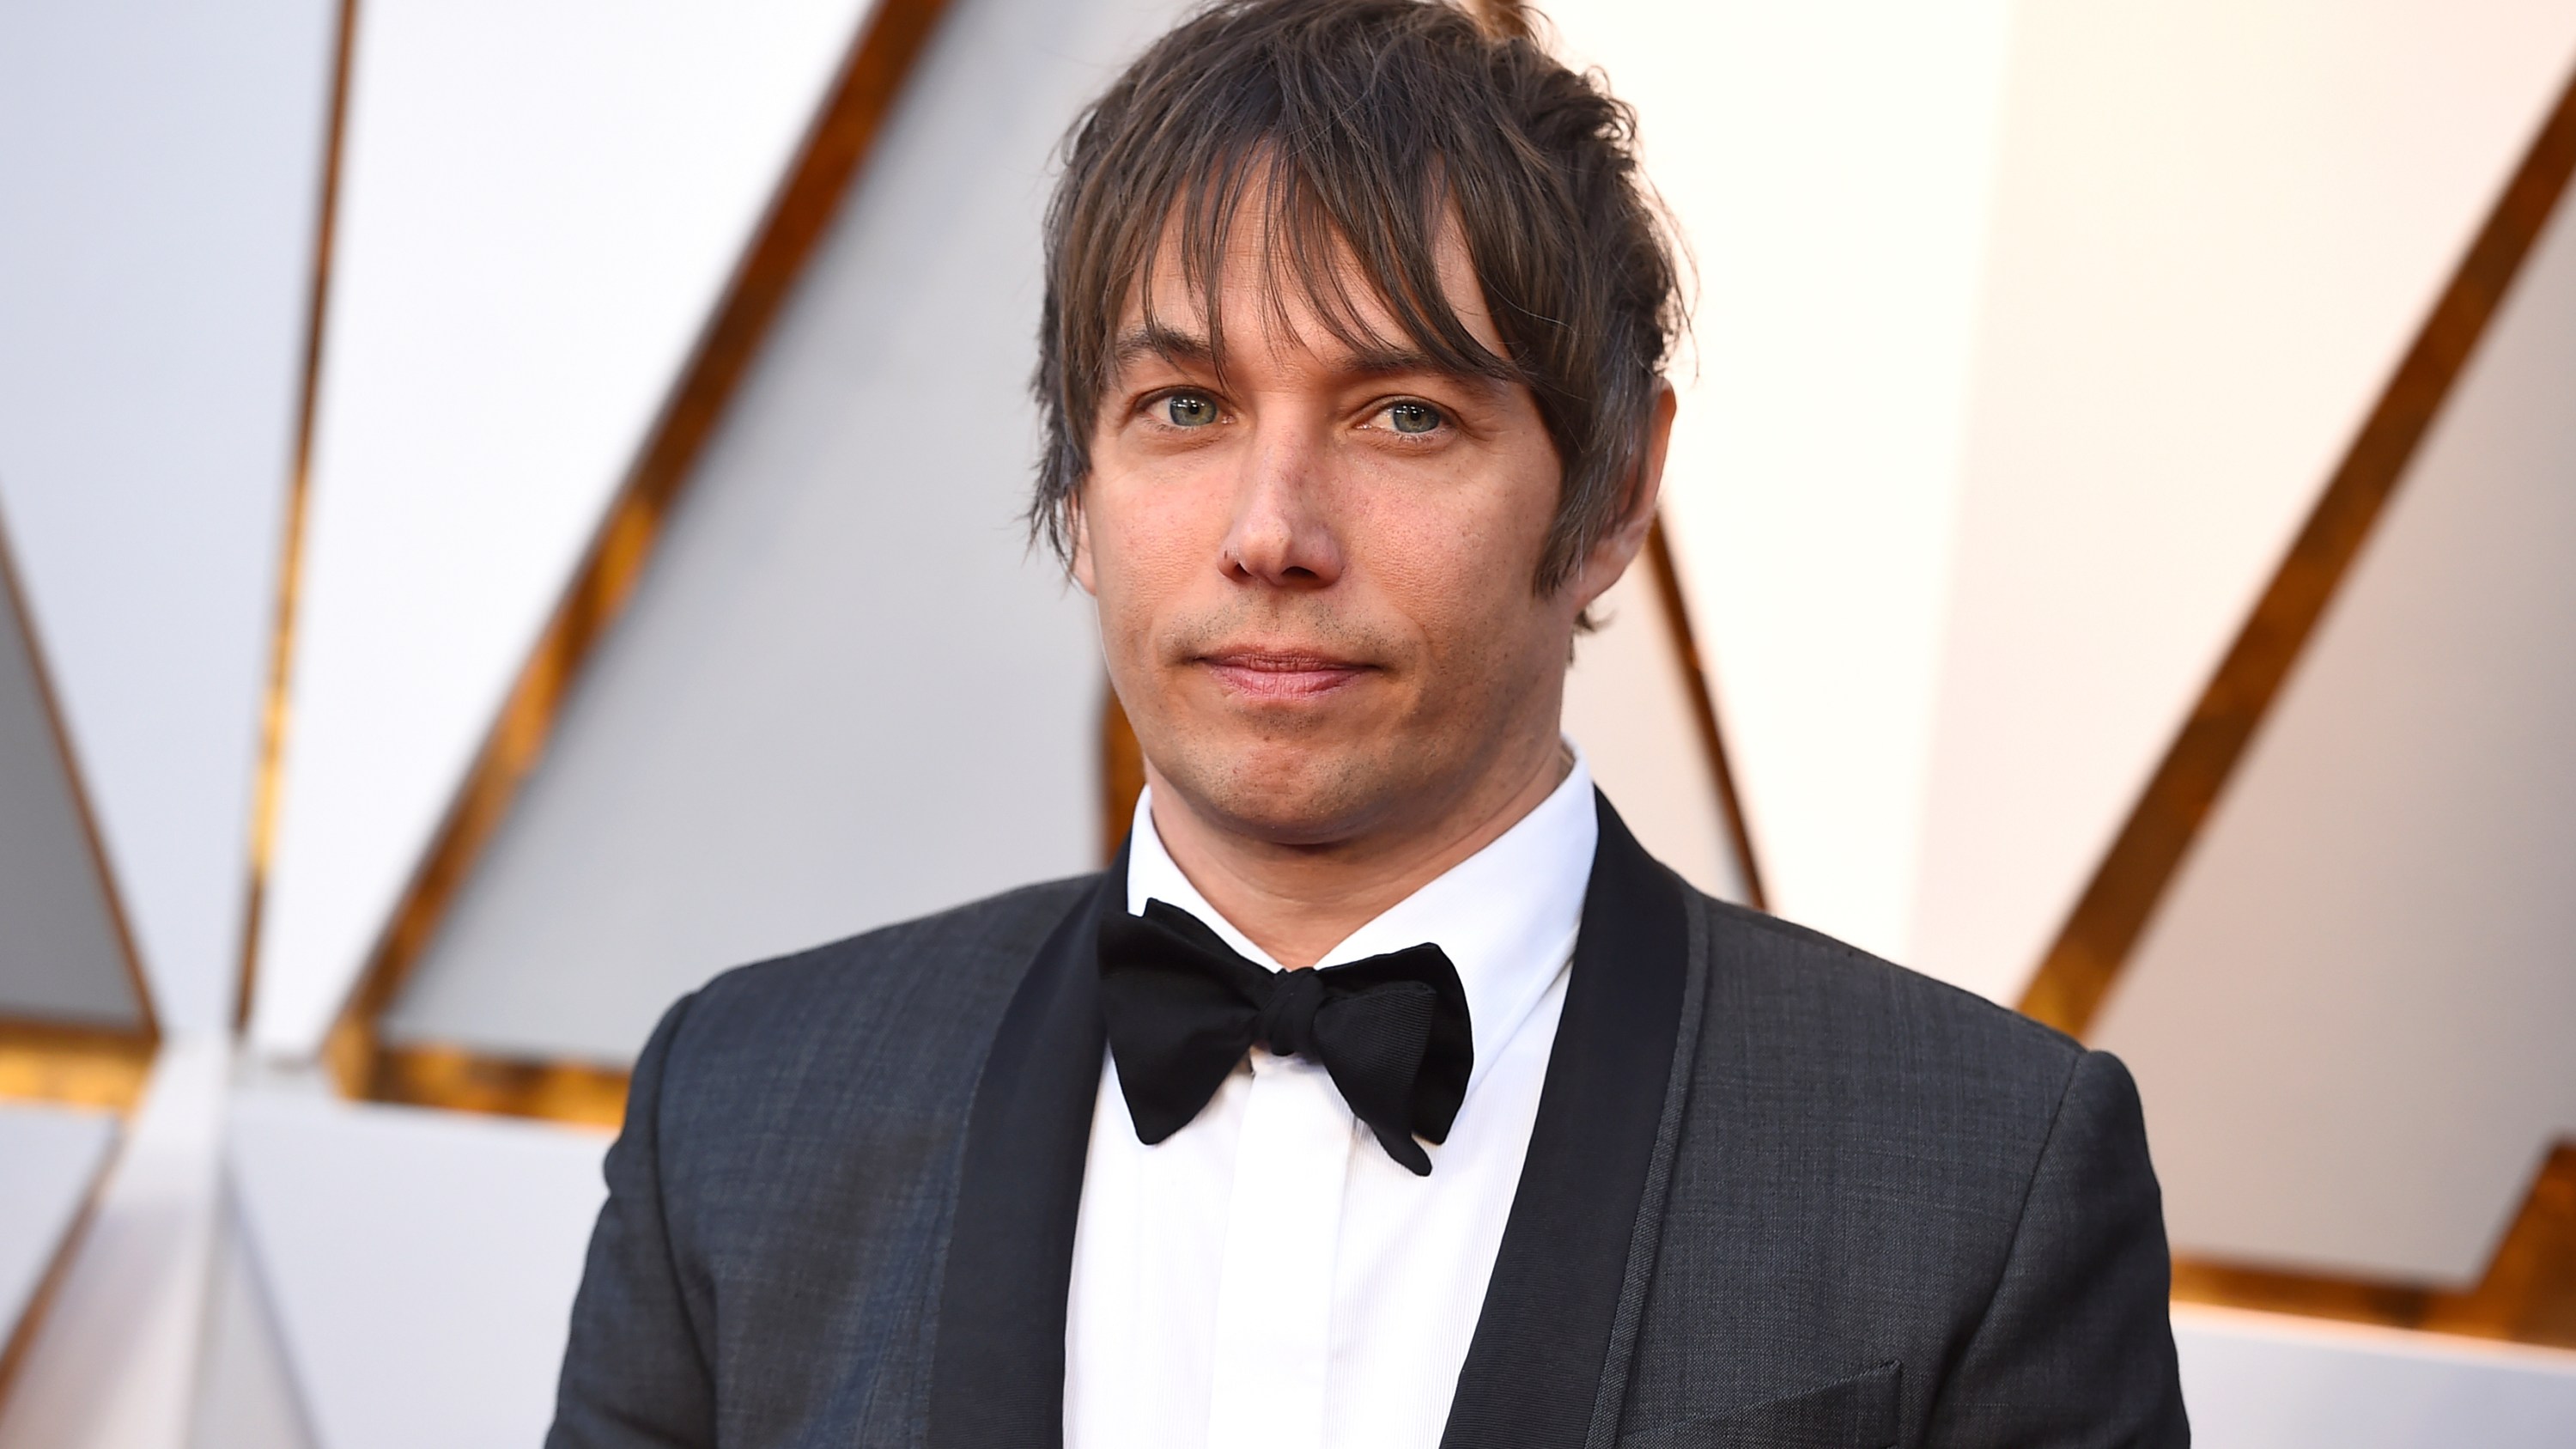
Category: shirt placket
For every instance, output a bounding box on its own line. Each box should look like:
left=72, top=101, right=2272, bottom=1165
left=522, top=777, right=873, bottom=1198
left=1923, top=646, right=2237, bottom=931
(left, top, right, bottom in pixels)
left=1203, top=1048, right=1352, bottom=1449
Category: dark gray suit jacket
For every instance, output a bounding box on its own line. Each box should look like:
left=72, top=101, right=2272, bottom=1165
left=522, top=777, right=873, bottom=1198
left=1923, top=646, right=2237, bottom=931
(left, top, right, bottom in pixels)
left=549, top=797, right=2187, bottom=1447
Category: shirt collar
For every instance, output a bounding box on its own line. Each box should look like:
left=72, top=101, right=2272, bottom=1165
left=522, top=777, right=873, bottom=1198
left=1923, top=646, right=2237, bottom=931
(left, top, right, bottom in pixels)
left=1124, top=746, right=1599, bottom=1099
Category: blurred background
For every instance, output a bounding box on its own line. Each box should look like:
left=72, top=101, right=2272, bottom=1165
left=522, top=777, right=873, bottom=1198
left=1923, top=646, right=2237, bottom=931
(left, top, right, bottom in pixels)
left=2, top=0, right=2572, bottom=1444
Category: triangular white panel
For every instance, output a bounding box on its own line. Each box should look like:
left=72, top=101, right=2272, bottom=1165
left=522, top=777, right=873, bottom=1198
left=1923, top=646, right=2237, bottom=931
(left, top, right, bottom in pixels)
left=1542, top=0, right=2014, bottom=962
left=1912, top=5, right=2576, bottom=1002
left=252, top=0, right=884, bottom=1058
left=2175, top=1307, right=2576, bottom=1446
left=0, top=1104, right=117, bottom=1355
left=227, top=1093, right=606, bottom=1449
left=0, top=1037, right=228, bottom=1449
left=379, top=0, right=1192, bottom=1069
left=0, top=539, right=143, bottom=1030
left=1563, top=548, right=1752, bottom=905
left=2093, top=179, right=2576, bottom=1283
left=0, top=0, right=338, bottom=1032
left=188, top=1204, right=320, bottom=1449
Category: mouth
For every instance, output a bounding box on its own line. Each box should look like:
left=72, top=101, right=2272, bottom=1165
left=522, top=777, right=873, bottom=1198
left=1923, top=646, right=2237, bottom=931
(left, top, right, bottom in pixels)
left=1194, top=649, right=1374, bottom=702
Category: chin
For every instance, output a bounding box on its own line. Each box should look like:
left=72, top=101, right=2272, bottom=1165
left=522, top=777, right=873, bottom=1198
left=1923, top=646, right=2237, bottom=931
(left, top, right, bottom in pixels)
left=1170, top=734, right=1404, bottom=847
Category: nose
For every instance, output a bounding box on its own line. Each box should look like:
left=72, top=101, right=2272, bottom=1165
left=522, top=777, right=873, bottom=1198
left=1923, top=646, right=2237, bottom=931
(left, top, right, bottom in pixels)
left=1219, top=424, right=1345, bottom=589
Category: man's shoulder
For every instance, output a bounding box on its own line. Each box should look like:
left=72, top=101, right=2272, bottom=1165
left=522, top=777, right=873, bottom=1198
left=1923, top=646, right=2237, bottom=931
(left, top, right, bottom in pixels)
left=1637, top=898, right=2179, bottom=1435
left=1661, top=888, right=2150, bottom=1294
left=647, top=874, right=1098, bottom=1110
left=1687, top=889, right=2092, bottom=1115
left=697, top=873, right=1097, bottom=1017
left=610, top=876, right=1102, bottom=1303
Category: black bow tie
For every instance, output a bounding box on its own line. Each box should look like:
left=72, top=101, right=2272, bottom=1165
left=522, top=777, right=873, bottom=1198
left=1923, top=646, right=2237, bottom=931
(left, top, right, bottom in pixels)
left=1096, top=899, right=1474, bottom=1175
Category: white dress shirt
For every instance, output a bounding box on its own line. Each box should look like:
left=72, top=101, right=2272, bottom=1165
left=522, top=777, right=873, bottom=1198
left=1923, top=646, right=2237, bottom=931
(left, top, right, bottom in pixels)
left=1065, top=750, right=1600, bottom=1449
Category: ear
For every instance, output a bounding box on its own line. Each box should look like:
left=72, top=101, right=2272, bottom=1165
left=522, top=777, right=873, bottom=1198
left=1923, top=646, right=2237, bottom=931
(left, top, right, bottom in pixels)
left=1068, top=488, right=1099, bottom=596
left=1568, top=381, right=1676, bottom=612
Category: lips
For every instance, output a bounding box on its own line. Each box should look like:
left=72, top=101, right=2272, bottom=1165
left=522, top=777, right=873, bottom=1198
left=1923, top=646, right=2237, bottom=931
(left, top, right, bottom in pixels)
left=1196, top=650, right=1372, bottom=701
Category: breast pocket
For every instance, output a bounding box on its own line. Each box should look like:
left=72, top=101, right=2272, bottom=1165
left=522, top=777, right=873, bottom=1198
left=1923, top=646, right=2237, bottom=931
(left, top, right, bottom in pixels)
left=1614, top=1361, right=1901, bottom=1449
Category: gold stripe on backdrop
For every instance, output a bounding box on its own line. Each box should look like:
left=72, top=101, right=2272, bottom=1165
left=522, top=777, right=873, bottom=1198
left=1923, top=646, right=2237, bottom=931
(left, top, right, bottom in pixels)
left=1643, top=519, right=1767, bottom=912
left=234, top=0, right=361, bottom=1035
left=1101, top=688, right=1147, bottom=867
left=313, top=0, right=962, bottom=1118
left=0, top=1021, right=153, bottom=1115
left=366, top=1043, right=629, bottom=1130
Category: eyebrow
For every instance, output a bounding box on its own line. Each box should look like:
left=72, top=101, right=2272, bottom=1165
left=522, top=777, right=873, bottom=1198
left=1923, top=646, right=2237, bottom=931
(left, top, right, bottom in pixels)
left=1109, top=322, right=1500, bottom=390
left=1113, top=322, right=1216, bottom=369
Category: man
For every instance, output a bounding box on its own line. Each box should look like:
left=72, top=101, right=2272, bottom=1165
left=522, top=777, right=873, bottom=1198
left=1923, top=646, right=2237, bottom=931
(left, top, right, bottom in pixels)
left=549, top=1, right=2189, bottom=1445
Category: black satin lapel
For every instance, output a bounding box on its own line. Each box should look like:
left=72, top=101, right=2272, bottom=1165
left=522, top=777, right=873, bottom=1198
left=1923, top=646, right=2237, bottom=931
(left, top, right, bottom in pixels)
left=1439, top=793, right=1691, bottom=1449
left=927, top=853, right=1119, bottom=1449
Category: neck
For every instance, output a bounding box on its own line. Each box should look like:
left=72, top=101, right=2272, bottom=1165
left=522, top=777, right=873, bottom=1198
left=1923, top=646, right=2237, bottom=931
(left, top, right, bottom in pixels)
left=1143, top=730, right=1573, bottom=969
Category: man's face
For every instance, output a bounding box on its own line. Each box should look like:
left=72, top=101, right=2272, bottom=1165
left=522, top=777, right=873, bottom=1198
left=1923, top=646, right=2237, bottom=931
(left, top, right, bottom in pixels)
left=1072, top=216, right=1637, bottom=849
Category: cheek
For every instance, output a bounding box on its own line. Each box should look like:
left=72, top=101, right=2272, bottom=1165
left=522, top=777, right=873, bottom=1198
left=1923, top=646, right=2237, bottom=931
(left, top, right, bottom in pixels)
left=1085, top=456, right=1228, bottom=627
left=1342, top=451, right=1560, bottom=674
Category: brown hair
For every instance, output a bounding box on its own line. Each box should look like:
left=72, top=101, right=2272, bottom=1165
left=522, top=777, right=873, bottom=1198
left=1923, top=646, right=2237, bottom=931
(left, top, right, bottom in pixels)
left=1030, top=0, right=1682, bottom=591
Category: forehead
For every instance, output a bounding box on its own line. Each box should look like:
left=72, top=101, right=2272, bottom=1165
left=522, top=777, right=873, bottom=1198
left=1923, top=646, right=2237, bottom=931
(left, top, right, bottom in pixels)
left=1110, top=175, right=1512, bottom=377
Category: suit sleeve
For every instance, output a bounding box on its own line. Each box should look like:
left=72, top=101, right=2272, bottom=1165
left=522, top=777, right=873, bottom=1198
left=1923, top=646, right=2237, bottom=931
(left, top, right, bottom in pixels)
left=547, top=993, right=717, bottom=1449
left=1927, top=1049, right=2190, bottom=1447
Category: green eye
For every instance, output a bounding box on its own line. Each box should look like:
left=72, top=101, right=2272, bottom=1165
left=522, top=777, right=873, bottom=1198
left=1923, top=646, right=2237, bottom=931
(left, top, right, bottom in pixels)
left=1387, top=401, right=1442, bottom=435
left=1164, top=393, right=1218, bottom=427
